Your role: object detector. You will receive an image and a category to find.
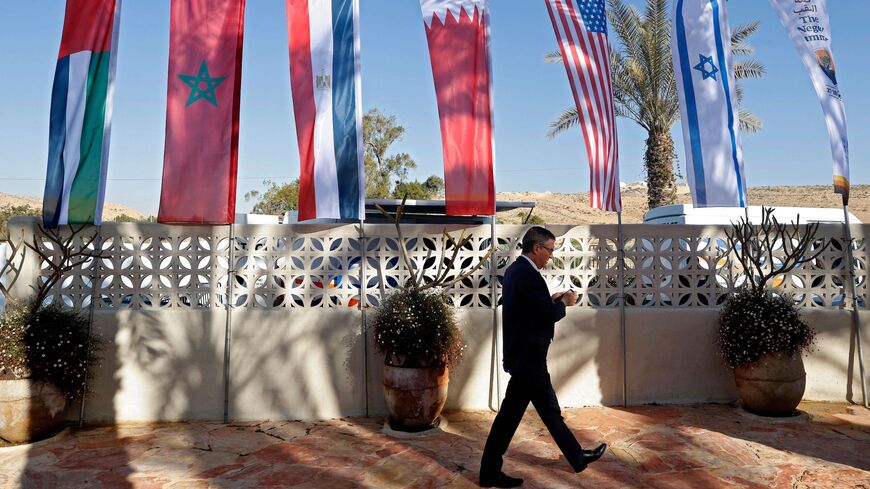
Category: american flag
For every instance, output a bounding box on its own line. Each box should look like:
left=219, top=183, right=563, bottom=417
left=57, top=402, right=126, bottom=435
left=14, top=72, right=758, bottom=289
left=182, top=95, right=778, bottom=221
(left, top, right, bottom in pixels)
left=545, top=0, right=621, bottom=212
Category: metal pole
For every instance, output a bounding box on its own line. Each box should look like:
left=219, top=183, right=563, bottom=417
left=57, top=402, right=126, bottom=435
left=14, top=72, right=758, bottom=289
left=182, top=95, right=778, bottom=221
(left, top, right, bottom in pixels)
left=359, top=219, right=369, bottom=416
left=617, top=212, right=627, bottom=407
left=223, top=224, right=236, bottom=423
left=79, top=225, right=102, bottom=428
left=489, top=218, right=501, bottom=411
left=842, top=205, right=868, bottom=407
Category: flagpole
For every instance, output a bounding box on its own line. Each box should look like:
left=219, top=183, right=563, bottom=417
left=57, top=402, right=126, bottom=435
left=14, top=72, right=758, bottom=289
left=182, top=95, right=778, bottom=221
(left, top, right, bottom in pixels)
left=79, top=224, right=102, bottom=428
left=222, top=223, right=235, bottom=423
left=359, top=218, right=369, bottom=416
left=485, top=1, right=501, bottom=412
left=842, top=204, right=868, bottom=407
left=617, top=211, right=627, bottom=407
left=489, top=216, right=501, bottom=412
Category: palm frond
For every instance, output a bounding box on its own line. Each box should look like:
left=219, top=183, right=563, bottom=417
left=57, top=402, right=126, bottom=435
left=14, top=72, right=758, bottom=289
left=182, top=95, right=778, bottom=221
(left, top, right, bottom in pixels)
left=734, top=59, right=766, bottom=80
left=738, top=108, right=763, bottom=134
left=547, top=107, right=580, bottom=139
left=544, top=50, right=562, bottom=64
left=731, top=21, right=760, bottom=47
left=731, top=41, right=753, bottom=57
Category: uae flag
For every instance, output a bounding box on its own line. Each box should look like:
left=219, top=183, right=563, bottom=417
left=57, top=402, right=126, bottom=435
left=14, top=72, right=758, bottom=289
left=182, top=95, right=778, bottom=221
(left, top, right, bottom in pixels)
left=43, top=0, right=122, bottom=227
left=420, top=0, right=495, bottom=216
left=158, top=0, right=246, bottom=224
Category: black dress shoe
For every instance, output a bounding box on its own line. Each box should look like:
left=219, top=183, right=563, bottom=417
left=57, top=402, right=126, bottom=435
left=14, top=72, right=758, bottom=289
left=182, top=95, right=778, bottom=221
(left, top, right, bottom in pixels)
left=571, top=443, right=607, bottom=473
left=479, top=471, right=523, bottom=488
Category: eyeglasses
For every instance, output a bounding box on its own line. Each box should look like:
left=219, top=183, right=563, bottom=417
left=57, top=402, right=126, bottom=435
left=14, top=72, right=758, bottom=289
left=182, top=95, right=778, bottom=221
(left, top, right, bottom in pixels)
left=538, top=244, right=555, bottom=254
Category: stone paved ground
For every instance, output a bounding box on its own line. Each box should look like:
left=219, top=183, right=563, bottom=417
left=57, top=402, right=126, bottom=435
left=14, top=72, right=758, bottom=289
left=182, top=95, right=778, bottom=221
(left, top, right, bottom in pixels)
left=0, top=402, right=868, bottom=488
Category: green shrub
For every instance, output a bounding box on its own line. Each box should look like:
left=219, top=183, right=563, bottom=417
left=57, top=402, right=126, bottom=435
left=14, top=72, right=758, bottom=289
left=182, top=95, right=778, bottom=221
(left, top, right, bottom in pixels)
left=716, top=289, right=815, bottom=368
left=0, top=204, right=40, bottom=241
left=370, top=287, right=464, bottom=368
left=0, top=301, right=101, bottom=399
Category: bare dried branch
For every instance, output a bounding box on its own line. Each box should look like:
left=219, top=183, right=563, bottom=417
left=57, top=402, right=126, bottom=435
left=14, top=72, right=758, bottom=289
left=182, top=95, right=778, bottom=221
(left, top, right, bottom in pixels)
left=725, top=207, right=829, bottom=293
left=375, top=198, right=419, bottom=287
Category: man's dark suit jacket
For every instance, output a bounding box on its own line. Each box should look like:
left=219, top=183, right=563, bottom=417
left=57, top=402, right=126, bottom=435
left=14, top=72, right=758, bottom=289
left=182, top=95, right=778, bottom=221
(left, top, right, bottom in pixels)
left=502, top=256, right=567, bottom=374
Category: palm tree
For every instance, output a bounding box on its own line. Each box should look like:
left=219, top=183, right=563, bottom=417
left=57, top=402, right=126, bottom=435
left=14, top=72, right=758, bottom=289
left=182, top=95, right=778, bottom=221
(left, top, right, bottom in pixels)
left=547, top=0, right=765, bottom=210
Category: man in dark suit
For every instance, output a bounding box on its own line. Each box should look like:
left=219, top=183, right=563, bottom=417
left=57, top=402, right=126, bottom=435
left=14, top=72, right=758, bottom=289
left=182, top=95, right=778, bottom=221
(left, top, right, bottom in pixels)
left=479, top=226, right=607, bottom=488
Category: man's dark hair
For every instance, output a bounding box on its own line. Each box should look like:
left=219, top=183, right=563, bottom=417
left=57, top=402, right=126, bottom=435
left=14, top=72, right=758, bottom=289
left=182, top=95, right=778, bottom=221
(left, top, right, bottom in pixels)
left=521, top=226, right=555, bottom=253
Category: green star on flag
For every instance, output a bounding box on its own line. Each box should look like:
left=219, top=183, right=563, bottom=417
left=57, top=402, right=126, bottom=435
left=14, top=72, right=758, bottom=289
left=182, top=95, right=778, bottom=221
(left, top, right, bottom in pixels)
left=178, top=60, right=226, bottom=107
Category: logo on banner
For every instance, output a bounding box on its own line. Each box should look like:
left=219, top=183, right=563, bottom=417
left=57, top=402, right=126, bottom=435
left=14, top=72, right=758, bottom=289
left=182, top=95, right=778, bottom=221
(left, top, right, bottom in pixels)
left=316, top=70, right=331, bottom=90
left=815, top=49, right=837, bottom=84
left=814, top=49, right=841, bottom=99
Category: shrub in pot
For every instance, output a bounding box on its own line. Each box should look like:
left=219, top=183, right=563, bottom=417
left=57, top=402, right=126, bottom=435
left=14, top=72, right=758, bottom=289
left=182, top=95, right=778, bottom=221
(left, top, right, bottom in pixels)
left=717, top=289, right=816, bottom=416
left=0, top=301, right=100, bottom=443
left=370, top=200, right=493, bottom=431
left=718, top=207, right=826, bottom=416
left=371, top=287, right=465, bottom=430
left=0, top=224, right=102, bottom=444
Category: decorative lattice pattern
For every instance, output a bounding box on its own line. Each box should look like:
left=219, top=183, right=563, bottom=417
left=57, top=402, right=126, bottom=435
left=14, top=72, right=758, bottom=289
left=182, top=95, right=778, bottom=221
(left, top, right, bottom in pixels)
left=33, top=223, right=867, bottom=310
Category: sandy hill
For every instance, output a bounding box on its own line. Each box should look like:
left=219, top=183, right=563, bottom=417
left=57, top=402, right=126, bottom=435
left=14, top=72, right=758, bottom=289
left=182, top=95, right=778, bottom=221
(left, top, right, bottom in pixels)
left=0, top=193, right=145, bottom=221
left=3, top=184, right=866, bottom=225
left=494, top=184, right=870, bottom=225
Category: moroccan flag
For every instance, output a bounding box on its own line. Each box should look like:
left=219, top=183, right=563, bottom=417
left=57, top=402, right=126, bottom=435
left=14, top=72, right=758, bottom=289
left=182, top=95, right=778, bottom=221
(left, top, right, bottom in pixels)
left=672, top=0, right=747, bottom=208
left=769, top=0, right=850, bottom=204
left=43, top=0, right=122, bottom=227
left=158, top=0, right=246, bottom=224
left=286, top=0, right=365, bottom=221
left=420, top=0, right=495, bottom=216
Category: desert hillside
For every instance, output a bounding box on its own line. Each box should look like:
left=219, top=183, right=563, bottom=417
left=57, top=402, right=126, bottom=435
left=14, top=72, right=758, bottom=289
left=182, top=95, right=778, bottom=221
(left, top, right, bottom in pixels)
left=0, top=192, right=145, bottom=221
left=2, top=184, right=867, bottom=225
left=494, top=184, right=870, bottom=225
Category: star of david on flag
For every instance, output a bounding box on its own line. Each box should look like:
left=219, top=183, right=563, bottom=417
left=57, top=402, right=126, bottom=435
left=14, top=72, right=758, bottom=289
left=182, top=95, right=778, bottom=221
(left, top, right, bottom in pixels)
left=693, top=54, right=718, bottom=81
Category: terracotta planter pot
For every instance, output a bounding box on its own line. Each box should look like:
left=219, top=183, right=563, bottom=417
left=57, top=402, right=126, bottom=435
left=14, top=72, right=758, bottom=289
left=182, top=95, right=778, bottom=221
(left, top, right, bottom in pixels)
left=734, top=353, right=806, bottom=417
left=383, top=364, right=448, bottom=431
left=0, top=379, right=67, bottom=444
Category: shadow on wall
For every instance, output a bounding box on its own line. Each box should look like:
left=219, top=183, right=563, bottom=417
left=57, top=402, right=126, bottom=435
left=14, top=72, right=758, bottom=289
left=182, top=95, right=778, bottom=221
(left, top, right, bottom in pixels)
left=85, top=306, right=365, bottom=423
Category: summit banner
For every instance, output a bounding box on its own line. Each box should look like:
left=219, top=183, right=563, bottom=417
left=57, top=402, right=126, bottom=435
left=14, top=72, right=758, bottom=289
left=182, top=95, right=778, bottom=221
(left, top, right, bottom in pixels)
left=769, top=0, right=849, bottom=203
left=420, top=0, right=495, bottom=216
left=672, top=0, right=747, bottom=208
left=158, top=0, right=246, bottom=224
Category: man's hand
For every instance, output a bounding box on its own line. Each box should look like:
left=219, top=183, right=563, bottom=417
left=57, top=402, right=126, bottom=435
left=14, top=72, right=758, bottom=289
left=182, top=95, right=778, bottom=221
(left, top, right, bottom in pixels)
left=552, top=290, right=578, bottom=306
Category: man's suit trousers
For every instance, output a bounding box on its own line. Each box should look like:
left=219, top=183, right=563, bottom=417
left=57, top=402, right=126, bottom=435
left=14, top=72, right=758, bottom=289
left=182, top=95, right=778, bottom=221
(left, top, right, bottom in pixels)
left=480, top=365, right=583, bottom=474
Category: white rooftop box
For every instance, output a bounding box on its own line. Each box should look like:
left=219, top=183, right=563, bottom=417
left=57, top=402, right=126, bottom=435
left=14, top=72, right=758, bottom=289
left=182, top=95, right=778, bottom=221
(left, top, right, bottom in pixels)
left=643, top=204, right=861, bottom=225
left=235, top=213, right=281, bottom=224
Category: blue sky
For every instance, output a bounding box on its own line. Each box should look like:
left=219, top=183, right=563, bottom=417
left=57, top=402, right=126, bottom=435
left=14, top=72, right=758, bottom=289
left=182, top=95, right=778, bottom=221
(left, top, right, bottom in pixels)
left=0, top=1, right=867, bottom=216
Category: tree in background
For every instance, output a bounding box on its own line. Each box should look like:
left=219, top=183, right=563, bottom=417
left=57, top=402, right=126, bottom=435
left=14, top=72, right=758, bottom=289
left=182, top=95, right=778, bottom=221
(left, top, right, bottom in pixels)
left=246, top=109, right=443, bottom=215
left=244, top=178, right=300, bottom=215
left=546, top=0, right=764, bottom=210
left=0, top=205, right=40, bottom=241
left=110, top=214, right=157, bottom=222
left=392, top=175, right=444, bottom=200
left=364, top=108, right=416, bottom=199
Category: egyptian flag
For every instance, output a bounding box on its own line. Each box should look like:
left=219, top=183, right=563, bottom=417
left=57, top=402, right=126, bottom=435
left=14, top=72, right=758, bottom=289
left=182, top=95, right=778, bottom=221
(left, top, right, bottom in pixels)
left=286, top=0, right=365, bottom=221
left=43, top=0, right=122, bottom=227
left=158, top=0, right=246, bottom=224
left=420, top=0, right=495, bottom=216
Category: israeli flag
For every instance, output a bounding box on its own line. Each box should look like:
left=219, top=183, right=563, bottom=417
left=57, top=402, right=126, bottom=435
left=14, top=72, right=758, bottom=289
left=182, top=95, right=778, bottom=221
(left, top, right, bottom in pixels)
left=672, top=0, right=747, bottom=207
